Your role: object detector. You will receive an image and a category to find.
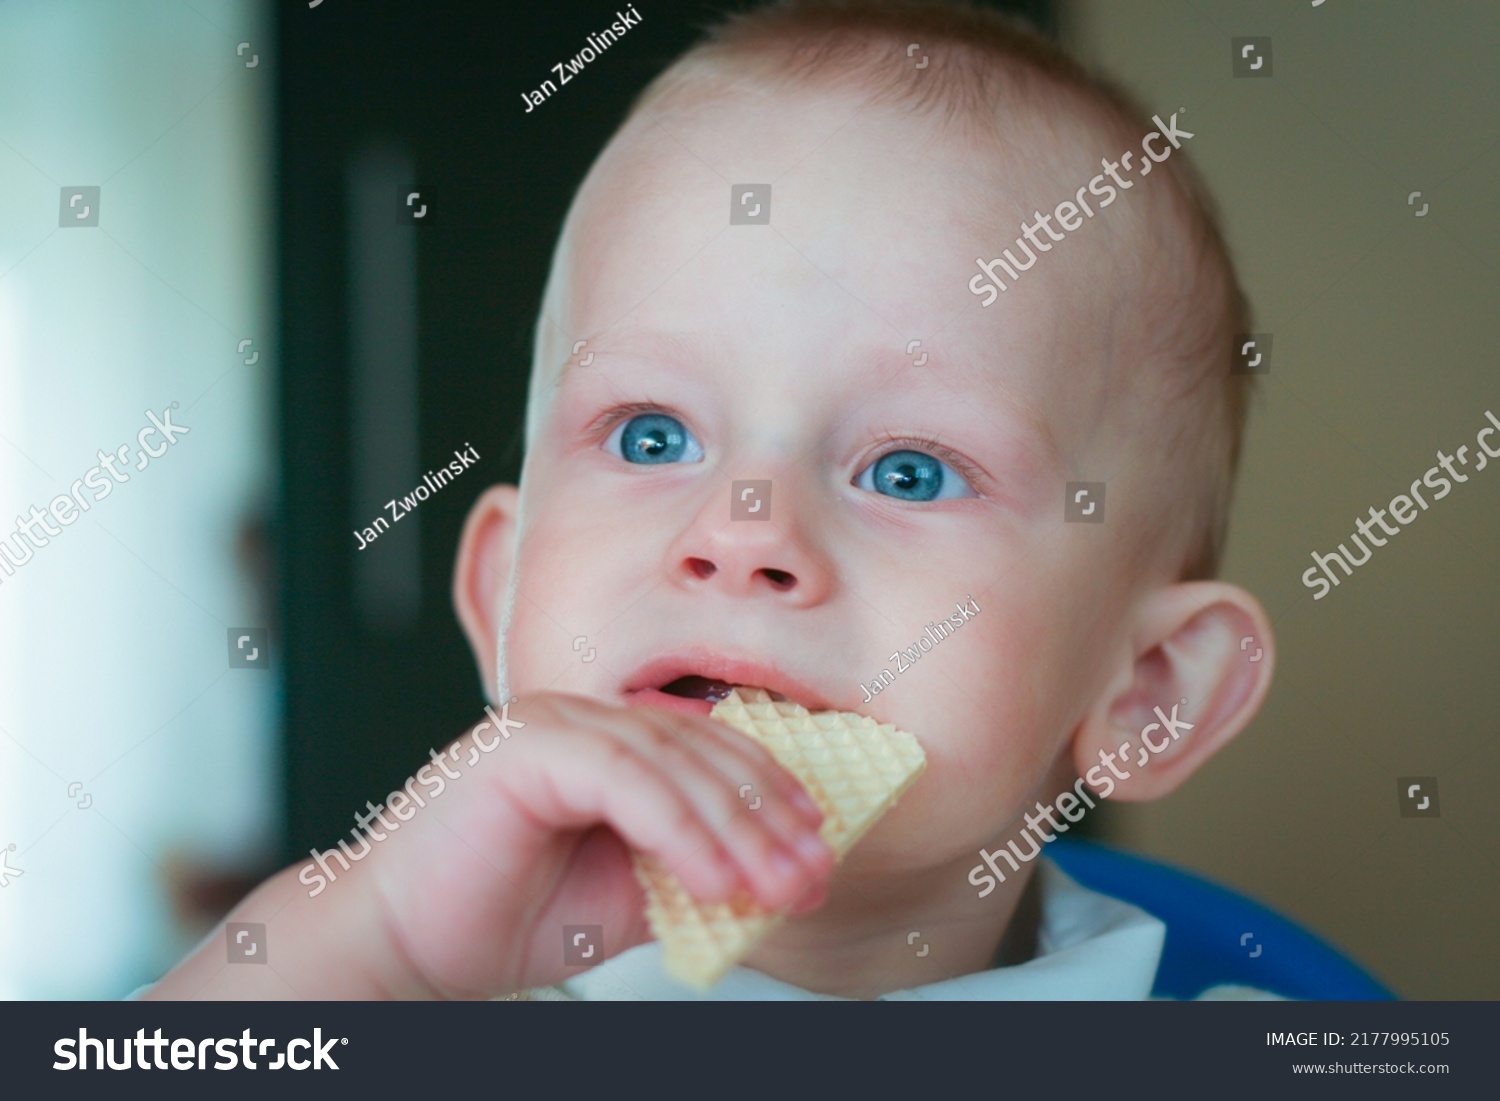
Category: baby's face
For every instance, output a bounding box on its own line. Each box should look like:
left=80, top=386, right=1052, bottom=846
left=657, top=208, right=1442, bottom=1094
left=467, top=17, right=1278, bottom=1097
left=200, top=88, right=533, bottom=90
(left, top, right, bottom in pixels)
left=500, top=84, right=1151, bottom=875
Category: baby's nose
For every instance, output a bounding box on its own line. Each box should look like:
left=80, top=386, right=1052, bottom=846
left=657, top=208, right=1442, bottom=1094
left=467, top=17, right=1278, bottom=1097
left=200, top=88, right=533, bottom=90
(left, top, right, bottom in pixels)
left=683, top=556, right=796, bottom=592
left=666, top=484, right=834, bottom=605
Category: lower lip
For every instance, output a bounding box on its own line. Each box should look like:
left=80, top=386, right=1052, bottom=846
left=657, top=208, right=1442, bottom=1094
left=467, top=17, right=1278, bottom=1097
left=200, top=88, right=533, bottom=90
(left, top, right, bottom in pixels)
left=623, top=687, right=716, bottom=716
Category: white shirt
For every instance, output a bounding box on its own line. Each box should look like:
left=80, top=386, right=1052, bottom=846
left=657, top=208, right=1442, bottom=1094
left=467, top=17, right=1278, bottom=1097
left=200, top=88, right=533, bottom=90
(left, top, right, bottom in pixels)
left=545, top=857, right=1280, bottom=1001
left=127, top=857, right=1279, bottom=1001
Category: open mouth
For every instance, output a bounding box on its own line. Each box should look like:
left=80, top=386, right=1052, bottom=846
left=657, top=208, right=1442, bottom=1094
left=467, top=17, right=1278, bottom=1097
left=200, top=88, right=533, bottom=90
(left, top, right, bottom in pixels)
left=626, top=674, right=787, bottom=716
left=622, top=655, right=824, bottom=718
left=659, top=675, right=743, bottom=704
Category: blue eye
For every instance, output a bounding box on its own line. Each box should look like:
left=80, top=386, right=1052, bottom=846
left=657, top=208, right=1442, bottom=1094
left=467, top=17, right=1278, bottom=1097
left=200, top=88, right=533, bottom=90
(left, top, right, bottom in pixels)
left=856, top=449, right=974, bottom=502
left=607, top=413, right=704, bottom=465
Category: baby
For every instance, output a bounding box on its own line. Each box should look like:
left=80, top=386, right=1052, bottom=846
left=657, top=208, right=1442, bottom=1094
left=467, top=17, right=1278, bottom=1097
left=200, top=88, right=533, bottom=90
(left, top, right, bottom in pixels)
left=146, top=0, right=1274, bottom=1001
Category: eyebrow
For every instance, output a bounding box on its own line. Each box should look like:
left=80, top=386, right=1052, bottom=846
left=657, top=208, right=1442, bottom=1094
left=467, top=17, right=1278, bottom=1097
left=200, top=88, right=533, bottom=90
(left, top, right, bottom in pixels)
left=559, top=328, right=713, bottom=385
left=863, top=344, right=1065, bottom=493
left=563, top=328, right=1064, bottom=498
left=971, top=373, right=1065, bottom=493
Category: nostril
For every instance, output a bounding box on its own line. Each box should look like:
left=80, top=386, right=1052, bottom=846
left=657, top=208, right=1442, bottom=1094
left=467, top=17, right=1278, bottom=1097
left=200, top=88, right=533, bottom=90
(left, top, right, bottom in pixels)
left=760, top=568, right=795, bottom=590
left=687, top=557, right=717, bottom=579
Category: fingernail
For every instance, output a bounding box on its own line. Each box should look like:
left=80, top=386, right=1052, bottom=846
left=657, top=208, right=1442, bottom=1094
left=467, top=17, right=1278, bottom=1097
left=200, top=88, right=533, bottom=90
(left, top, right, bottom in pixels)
left=769, top=847, right=801, bottom=880
left=791, top=882, right=827, bottom=915
left=792, top=788, right=822, bottom=819
left=794, top=831, right=829, bottom=863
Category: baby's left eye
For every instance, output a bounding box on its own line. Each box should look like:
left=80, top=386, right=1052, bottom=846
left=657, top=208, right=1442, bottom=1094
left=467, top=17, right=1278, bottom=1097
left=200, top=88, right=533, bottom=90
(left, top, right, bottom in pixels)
left=604, top=412, right=705, bottom=465
left=855, top=449, right=976, bottom=502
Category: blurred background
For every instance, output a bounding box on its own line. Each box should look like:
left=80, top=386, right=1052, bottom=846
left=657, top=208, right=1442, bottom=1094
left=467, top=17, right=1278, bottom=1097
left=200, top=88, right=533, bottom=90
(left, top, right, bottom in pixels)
left=0, top=0, right=1493, bottom=1000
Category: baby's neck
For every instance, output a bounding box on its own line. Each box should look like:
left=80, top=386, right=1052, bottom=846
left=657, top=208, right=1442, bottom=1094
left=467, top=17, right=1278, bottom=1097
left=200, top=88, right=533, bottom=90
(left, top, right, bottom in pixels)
left=743, top=854, right=1040, bottom=999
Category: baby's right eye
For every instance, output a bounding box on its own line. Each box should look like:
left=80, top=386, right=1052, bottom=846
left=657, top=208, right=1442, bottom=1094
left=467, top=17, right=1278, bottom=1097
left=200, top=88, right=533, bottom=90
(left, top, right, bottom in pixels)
left=604, top=412, right=705, bottom=465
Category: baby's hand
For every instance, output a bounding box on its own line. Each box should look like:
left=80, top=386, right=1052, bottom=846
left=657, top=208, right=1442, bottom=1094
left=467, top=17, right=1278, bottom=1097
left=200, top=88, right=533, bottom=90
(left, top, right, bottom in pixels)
left=367, top=693, right=833, bottom=998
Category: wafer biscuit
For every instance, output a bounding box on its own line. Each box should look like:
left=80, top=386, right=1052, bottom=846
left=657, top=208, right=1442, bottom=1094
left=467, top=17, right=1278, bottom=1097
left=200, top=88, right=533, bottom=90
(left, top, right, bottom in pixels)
left=633, top=687, right=926, bottom=989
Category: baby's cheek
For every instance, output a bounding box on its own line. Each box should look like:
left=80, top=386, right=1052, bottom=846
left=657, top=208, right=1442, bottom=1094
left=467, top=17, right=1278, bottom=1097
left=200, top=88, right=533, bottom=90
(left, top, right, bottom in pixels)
left=904, top=624, right=1080, bottom=844
left=501, top=525, right=599, bottom=681
left=505, top=503, right=663, bottom=690
left=945, top=714, right=1051, bottom=818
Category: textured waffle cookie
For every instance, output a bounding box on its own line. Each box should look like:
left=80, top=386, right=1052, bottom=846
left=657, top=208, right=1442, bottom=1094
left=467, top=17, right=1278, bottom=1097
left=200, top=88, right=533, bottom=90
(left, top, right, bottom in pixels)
left=633, top=687, right=926, bottom=989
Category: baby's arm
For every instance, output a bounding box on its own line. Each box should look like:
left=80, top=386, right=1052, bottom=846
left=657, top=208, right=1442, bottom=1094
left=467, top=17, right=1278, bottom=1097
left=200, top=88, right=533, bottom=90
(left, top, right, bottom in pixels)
left=143, top=850, right=431, bottom=999
left=144, top=693, right=832, bottom=999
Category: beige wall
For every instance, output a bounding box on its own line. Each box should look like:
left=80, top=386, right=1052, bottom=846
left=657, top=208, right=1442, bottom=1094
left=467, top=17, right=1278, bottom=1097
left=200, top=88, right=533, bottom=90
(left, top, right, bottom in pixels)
left=1065, top=0, right=1500, bottom=999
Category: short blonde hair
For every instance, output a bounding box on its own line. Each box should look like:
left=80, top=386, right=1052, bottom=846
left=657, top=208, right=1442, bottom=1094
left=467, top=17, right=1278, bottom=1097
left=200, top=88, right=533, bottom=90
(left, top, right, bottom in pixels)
left=625, top=0, right=1253, bottom=580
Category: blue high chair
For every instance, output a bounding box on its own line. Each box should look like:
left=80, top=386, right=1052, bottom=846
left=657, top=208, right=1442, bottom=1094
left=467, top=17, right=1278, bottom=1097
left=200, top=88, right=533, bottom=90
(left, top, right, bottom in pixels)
left=1046, top=840, right=1395, bottom=1000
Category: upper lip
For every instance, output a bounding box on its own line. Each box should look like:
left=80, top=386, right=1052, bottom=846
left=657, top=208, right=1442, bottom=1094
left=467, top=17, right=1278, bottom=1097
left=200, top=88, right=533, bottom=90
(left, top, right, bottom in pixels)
left=623, top=649, right=840, bottom=714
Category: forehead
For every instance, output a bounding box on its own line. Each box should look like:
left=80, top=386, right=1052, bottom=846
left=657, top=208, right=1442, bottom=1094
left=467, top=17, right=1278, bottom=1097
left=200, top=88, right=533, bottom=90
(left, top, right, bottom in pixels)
left=578, top=88, right=1059, bottom=301
left=539, top=80, right=1127, bottom=455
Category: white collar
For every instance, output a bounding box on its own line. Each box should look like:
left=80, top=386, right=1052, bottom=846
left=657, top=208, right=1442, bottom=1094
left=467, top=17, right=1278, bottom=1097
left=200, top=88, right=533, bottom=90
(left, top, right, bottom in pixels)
left=556, top=857, right=1165, bottom=1001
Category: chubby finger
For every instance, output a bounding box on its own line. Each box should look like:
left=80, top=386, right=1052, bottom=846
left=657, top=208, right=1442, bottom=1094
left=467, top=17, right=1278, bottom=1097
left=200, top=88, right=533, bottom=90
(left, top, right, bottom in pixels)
left=688, top=711, right=826, bottom=827
left=628, top=709, right=826, bottom=862
left=500, top=731, right=741, bottom=904
left=603, top=719, right=832, bottom=909
left=507, top=730, right=824, bottom=909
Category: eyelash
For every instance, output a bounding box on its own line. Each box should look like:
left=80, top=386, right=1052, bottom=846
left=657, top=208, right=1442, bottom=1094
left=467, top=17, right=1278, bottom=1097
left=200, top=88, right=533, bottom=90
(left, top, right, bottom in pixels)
left=866, top=431, right=988, bottom=494
left=587, top=401, right=685, bottom=444
left=589, top=406, right=987, bottom=492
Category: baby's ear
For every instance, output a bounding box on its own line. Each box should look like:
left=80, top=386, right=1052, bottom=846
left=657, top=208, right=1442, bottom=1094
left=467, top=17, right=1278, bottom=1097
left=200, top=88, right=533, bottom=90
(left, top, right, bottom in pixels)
left=1071, top=581, right=1275, bottom=802
left=452, top=484, right=521, bottom=699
